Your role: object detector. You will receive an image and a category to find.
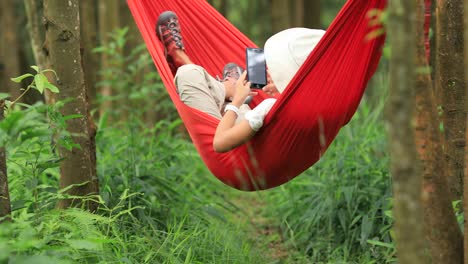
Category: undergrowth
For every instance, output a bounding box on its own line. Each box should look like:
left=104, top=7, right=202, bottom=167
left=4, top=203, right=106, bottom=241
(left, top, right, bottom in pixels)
left=261, top=98, right=395, bottom=264
left=1, top=28, right=395, bottom=264
left=0, top=101, right=265, bottom=263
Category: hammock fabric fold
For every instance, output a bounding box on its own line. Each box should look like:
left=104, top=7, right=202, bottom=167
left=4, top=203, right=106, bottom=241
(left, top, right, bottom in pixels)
left=127, top=0, right=387, bottom=191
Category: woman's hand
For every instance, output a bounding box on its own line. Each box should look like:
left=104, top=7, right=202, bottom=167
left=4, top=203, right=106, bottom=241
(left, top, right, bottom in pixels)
left=231, top=71, right=257, bottom=106
left=263, top=70, right=280, bottom=97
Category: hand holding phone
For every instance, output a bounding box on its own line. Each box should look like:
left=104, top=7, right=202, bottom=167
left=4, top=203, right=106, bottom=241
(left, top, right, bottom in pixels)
left=231, top=71, right=259, bottom=105
left=246, top=48, right=267, bottom=89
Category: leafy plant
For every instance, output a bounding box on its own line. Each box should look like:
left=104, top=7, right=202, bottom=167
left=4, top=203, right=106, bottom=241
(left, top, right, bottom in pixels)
left=262, top=98, right=395, bottom=263
left=1, top=65, right=266, bottom=263
left=8, top=66, right=59, bottom=108
left=94, top=27, right=177, bottom=124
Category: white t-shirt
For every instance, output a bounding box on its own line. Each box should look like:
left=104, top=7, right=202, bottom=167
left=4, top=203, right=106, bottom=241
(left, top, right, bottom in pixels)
left=244, top=98, right=277, bottom=131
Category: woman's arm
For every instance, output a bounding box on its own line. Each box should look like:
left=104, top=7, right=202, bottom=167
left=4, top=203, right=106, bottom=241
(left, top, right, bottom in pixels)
left=213, top=118, right=256, bottom=153
left=213, top=71, right=257, bottom=153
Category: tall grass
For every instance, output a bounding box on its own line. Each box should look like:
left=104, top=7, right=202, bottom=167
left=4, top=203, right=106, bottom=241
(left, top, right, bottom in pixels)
left=261, top=98, right=395, bottom=263
left=1, top=27, right=395, bottom=263
left=0, top=30, right=268, bottom=262
left=0, top=100, right=266, bottom=263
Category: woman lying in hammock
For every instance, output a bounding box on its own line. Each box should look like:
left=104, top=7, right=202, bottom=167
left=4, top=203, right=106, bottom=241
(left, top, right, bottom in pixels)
left=156, top=11, right=325, bottom=153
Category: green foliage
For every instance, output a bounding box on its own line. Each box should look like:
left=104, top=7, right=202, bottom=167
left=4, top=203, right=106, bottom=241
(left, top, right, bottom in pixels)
left=1, top=80, right=265, bottom=264
left=10, top=66, right=59, bottom=98
left=2, top=2, right=396, bottom=260
left=94, top=28, right=176, bottom=123
left=94, top=118, right=265, bottom=263
left=261, top=99, right=395, bottom=263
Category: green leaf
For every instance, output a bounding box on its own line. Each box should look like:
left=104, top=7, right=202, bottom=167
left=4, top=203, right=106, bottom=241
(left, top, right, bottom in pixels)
left=10, top=74, right=34, bottom=83
left=34, top=74, right=46, bottom=94
left=67, top=239, right=101, bottom=250
left=30, top=65, right=40, bottom=72
left=367, top=239, right=394, bottom=249
left=44, top=81, right=59, bottom=93
left=63, top=114, right=83, bottom=121
left=0, top=93, right=9, bottom=100
left=41, top=69, right=57, bottom=76
left=92, top=47, right=106, bottom=53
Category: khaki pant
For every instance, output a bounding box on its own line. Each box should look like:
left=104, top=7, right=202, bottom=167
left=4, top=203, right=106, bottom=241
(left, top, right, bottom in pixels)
left=175, top=64, right=249, bottom=121
left=175, top=64, right=225, bottom=119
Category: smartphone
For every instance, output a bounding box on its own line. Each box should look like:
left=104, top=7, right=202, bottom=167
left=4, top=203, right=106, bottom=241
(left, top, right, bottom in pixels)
left=246, top=48, right=267, bottom=89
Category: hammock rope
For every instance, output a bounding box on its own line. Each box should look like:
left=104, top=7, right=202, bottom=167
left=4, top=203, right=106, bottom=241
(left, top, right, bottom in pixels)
left=127, top=0, right=387, bottom=191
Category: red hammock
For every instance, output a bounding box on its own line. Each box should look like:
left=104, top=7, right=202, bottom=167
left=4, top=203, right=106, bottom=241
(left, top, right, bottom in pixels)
left=127, top=0, right=387, bottom=191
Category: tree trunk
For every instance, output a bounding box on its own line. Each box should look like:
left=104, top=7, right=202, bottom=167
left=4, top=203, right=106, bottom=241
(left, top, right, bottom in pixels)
left=0, top=101, right=11, bottom=222
left=271, top=0, right=291, bottom=33
left=0, top=9, right=3, bottom=94
left=0, top=0, right=22, bottom=99
left=80, top=1, right=100, bottom=203
left=415, top=1, right=463, bottom=263
left=98, top=0, right=120, bottom=118
left=290, top=0, right=304, bottom=27
left=207, top=0, right=228, bottom=17
left=80, top=0, right=99, bottom=110
left=463, top=1, right=468, bottom=262
left=43, top=0, right=98, bottom=211
left=24, top=0, right=56, bottom=105
left=290, top=0, right=321, bottom=29
left=386, top=0, right=428, bottom=263
left=218, top=0, right=228, bottom=17
left=434, top=0, right=466, bottom=201
left=304, top=0, right=321, bottom=29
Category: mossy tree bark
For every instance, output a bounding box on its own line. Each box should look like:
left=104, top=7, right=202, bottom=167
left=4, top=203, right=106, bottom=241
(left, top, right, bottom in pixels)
left=414, top=1, right=463, bottom=263
left=434, top=0, right=466, bottom=200
left=0, top=101, right=11, bottom=222
left=43, top=0, right=98, bottom=211
left=386, top=0, right=428, bottom=263
left=0, top=0, right=22, bottom=99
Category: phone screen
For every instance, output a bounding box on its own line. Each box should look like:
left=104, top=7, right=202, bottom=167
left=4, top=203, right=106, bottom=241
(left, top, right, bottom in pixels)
left=246, top=48, right=267, bottom=89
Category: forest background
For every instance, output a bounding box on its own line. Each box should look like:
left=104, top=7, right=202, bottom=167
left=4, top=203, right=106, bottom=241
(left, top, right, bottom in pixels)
left=0, top=0, right=467, bottom=264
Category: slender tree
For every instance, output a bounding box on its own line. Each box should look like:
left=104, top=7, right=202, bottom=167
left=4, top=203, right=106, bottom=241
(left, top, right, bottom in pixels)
left=24, top=0, right=56, bottom=105
left=414, top=1, right=463, bottom=263
left=98, top=0, right=120, bottom=117
left=386, top=0, right=427, bottom=263
left=271, top=0, right=291, bottom=33
left=434, top=0, right=466, bottom=200
left=80, top=1, right=100, bottom=205
left=43, top=0, right=98, bottom=210
left=463, top=0, right=468, bottom=262
left=0, top=0, right=22, bottom=99
left=80, top=0, right=99, bottom=108
left=304, top=0, right=321, bottom=28
left=290, top=0, right=321, bottom=29
left=0, top=6, right=3, bottom=92
left=290, top=0, right=304, bottom=27
left=0, top=101, right=11, bottom=222
left=218, top=0, right=228, bottom=17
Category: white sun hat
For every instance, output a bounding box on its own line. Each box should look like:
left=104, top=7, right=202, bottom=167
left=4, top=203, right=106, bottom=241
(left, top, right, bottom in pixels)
left=264, top=28, right=326, bottom=93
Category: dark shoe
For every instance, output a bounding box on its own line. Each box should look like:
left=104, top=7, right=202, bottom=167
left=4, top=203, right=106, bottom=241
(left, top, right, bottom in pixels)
left=156, top=11, right=185, bottom=70
left=222, top=63, right=244, bottom=81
